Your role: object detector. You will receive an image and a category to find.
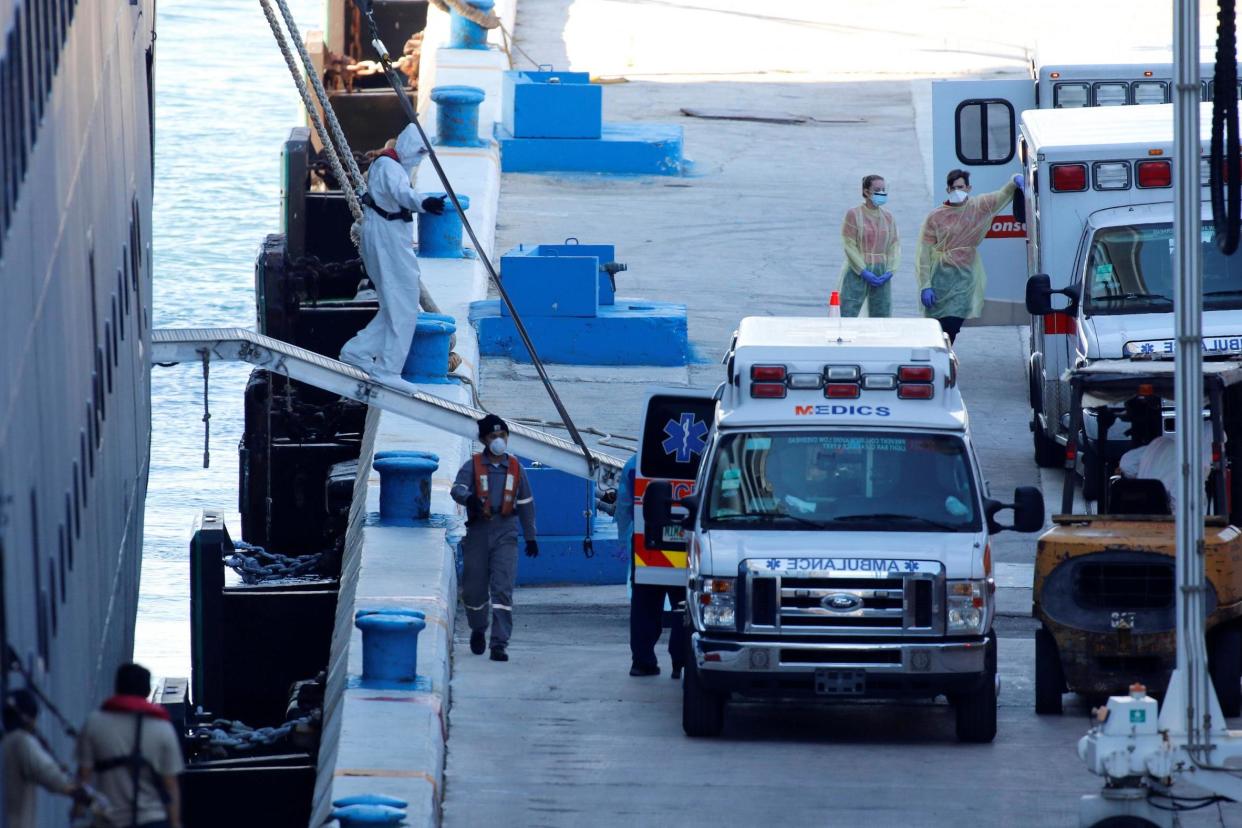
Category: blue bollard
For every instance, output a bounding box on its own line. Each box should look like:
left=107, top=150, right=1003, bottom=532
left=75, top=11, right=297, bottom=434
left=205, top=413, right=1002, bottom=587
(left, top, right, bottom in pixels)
left=431, top=85, right=486, bottom=147
left=354, top=613, right=426, bottom=683
left=447, top=0, right=495, bottom=50
left=333, top=795, right=410, bottom=810
left=417, top=192, right=471, bottom=258
left=374, top=449, right=439, bottom=462
left=401, top=313, right=457, bottom=383
left=373, top=455, right=440, bottom=522
left=331, top=803, right=407, bottom=827
left=355, top=608, right=427, bottom=624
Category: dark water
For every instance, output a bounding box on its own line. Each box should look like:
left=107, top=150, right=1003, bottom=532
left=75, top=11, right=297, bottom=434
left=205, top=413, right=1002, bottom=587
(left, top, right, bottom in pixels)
left=135, top=0, right=324, bottom=678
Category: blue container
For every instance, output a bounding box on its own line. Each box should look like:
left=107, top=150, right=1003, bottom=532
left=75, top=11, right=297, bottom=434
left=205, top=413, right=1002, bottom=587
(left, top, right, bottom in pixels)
left=401, top=313, right=456, bottom=383
left=502, top=71, right=602, bottom=139
left=373, top=455, right=439, bottom=522
left=331, top=803, right=407, bottom=827
left=354, top=613, right=426, bottom=683
left=431, top=85, right=486, bottom=147
left=333, top=795, right=410, bottom=809
left=447, top=0, right=495, bottom=50
left=417, top=192, right=471, bottom=258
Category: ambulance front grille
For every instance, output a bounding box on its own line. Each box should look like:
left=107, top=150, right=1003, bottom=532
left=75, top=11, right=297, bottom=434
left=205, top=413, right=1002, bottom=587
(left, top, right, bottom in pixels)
left=744, top=573, right=941, bottom=637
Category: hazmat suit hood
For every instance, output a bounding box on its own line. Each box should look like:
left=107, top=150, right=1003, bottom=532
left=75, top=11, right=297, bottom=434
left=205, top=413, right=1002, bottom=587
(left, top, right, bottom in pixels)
left=395, top=124, right=428, bottom=173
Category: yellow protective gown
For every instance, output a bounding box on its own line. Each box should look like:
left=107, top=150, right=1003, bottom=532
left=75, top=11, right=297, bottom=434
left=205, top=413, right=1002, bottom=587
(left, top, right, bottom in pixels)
left=838, top=203, right=900, bottom=317
left=915, top=180, right=1016, bottom=319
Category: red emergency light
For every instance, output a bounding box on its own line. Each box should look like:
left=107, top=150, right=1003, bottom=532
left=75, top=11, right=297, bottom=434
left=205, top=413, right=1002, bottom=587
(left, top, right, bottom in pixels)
left=898, top=365, right=935, bottom=383
left=750, top=365, right=787, bottom=382
left=824, top=383, right=860, bottom=399
left=1136, top=160, right=1172, bottom=188
left=1050, top=163, right=1088, bottom=192
left=750, top=383, right=787, bottom=399
left=897, top=383, right=934, bottom=400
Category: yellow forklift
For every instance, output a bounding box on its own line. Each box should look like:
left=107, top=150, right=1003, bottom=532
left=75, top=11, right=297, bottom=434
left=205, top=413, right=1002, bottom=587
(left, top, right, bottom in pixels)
left=1033, top=360, right=1242, bottom=715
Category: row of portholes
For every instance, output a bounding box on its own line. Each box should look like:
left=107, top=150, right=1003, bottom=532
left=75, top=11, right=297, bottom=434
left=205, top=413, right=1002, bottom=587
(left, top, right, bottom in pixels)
left=30, top=194, right=146, bottom=667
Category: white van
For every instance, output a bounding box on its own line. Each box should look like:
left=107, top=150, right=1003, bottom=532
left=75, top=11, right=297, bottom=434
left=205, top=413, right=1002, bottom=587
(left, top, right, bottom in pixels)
left=642, top=317, right=1044, bottom=743
left=1019, top=102, right=1242, bottom=484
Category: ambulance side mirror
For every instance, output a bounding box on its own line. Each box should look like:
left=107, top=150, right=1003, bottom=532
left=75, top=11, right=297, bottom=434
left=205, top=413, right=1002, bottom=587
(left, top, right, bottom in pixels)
left=1025, top=274, right=1079, bottom=317
left=679, top=494, right=699, bottom=530
left=642, top=481, right=673, bottom=549
left=985, top=486, right=1045, bottom=534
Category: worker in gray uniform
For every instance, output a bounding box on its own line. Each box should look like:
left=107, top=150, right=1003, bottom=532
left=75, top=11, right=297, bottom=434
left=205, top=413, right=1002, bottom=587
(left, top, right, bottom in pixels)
left=451, top=414, right=539, bottom=662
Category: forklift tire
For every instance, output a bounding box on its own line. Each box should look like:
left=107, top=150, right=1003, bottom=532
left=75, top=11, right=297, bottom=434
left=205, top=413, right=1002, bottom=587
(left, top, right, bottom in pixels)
left=954, top=639, right=998, bottom=743
left=1208, top=622, right=1242, bottom=718
left=682, top=656, right=726, bottom=737
left=1033, top=422, right=1062, bottom=469
left=1035, top=626, right=1066, bottom=715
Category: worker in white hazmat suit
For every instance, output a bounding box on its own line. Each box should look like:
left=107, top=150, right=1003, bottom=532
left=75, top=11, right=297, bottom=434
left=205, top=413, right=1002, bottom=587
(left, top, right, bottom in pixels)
left=339, top=124, right=446, bottom=381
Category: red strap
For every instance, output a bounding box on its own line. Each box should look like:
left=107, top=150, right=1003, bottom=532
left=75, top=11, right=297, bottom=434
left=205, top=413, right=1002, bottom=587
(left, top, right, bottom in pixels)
left=376, top=147, right=400, bottom=163
left=102, top=695, right=171, bottom=721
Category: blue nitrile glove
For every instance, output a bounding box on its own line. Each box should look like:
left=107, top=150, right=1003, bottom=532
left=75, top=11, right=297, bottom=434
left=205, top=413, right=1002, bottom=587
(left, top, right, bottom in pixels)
left=861, top=269, right=884, bottom=287
left=420, top=196, right=446, bottom=215
left=1013, top=173, right=1025, bottom=191
left=879, top=271, right=894, bottom=285
left=921, top=288, right=937, bottom=308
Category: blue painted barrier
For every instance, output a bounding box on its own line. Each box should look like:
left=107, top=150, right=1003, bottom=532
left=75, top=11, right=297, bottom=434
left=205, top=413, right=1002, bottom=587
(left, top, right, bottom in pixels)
left=401, top=313, right=456, bottom=383
left=333, top=795, right=411, bottom=809
left=431, top=85, right=486, bottom=147
left=354, top=612, right=426, bottom=683
left=502, top=70, right=601, bottom=139
left=513, top=516, right=627, bottom=585
left=373, top=455, right=440, bottom=522
left=499, top=242, right=616, bottom=317
left=495, top=122, right=685, bottom=176
left=447, top=0, right=495, bottom=50
left=417, top=193, right=471, bottom=258
left=519, top=461, right=593, bottom=535
left=331, top=803, right=407, bottom=827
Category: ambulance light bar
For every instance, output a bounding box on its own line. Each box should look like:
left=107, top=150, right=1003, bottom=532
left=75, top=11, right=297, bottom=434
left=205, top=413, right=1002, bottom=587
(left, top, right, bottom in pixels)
left=1050, top=159, right=1181, bottom=192
left=745, top=364, right=934, bottom=400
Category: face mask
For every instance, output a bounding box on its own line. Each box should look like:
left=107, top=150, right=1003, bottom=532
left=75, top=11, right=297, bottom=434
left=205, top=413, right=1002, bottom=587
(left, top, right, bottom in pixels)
left=488, top=437, right=507, bottom=455
left=870, top=193, right=888, bottom=206
left=947, top=189, right=968, bottom=204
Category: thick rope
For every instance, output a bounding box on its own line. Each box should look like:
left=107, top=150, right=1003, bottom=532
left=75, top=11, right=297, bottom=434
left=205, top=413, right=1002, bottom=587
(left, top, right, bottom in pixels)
left=259, top=0, right=362, bottom=223
left=430, top=0, right=501, bottom=29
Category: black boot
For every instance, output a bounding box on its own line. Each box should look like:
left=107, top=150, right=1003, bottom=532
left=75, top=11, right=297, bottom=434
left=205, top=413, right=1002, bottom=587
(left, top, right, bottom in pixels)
left=671, top=663, right=683, bottom=680
left=629, top=661, right=659, bottom=677
left=490, top=645, right=509, bottom=662
left=470, top=630, right=486, bottom=655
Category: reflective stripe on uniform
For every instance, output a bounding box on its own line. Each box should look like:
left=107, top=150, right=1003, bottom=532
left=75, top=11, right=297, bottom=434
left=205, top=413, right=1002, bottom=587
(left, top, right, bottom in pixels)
left=491, top=604, right=512, bottom=612
left=515, top=497, right=533, bottom=505
left=465, top=601, right=489, bottom=611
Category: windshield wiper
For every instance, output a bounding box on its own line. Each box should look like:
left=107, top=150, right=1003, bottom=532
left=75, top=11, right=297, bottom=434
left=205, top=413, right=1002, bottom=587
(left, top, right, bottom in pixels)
left=1091, top=293, right=1173, bottom=304
left=831, top=512, right=961, bottom=531
left=710, top=512, right=831, bottom=529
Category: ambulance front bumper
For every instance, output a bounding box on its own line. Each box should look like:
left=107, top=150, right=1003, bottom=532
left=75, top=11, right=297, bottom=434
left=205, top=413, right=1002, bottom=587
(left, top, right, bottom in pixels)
left=692, top=633, right=991, bottom=697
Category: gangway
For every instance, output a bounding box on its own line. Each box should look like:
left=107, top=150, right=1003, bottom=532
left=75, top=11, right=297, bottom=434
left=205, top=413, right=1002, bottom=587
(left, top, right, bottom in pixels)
left=149, top=327, right=624, bottom=485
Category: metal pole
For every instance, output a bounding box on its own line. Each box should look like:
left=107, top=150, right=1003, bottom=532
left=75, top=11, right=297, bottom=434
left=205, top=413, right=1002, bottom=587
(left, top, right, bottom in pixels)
left=1172, top=0, right=1208, bottom=749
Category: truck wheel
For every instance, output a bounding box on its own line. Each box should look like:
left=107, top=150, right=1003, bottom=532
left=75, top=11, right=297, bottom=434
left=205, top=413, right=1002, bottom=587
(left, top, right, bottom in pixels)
left=954, top=639, right=998, bottom=743
left=682, top=657, right=725, bottom=738
left=1033, top=422, right=1062, bottom=469
left=1208, top=622, right=1242, bottom=717
left=1035, top=626, right=1066, bottom=715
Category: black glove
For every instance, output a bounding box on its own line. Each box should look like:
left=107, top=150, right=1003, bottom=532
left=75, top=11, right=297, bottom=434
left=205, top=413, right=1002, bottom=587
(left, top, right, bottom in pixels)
left=421, top=196, right=446, bottom=215
left=525, top=540, right=539, bottom=558
left=465, top=495, right=485, bottom=523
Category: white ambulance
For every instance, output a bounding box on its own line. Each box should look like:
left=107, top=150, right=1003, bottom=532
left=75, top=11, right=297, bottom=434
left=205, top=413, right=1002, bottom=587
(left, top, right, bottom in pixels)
left=1019, top=102, right=1242, bottom=483
left=642, top=317, right=1045, bottom=743
left=931, top=48, right=1237, bottom=325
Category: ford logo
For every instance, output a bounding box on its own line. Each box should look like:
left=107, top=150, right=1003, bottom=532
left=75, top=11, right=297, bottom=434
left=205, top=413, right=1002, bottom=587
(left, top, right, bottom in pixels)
left=821, top=593, right=861, bottom=612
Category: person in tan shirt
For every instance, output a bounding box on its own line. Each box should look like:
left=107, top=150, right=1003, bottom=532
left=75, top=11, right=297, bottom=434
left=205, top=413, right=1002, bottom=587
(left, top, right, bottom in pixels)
left=2, top=689, right=81, bottom=828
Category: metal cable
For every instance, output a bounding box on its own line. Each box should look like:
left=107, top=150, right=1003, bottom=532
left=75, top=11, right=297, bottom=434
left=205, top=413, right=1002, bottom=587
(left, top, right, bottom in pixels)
left=1211, top=0, right=1241, bottom=254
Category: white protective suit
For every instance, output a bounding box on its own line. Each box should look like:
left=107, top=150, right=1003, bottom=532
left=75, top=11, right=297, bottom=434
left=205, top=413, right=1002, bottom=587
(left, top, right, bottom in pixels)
left=1119, top=421, right=1216, bottom=512
left=340, top=125, right=432, bottom=378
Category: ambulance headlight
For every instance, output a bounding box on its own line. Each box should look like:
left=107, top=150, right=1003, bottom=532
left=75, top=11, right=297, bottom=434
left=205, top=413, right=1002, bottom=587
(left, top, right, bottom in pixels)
left=696, top=577, right=736, bottom=631
left=946, top=579, right=991, bottom=635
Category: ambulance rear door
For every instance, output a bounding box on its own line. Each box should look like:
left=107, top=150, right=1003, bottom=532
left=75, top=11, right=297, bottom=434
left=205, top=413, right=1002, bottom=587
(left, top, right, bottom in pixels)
left=931, top=78, right=1036, bottom=326
left=633, top=389, right=716, bottom=587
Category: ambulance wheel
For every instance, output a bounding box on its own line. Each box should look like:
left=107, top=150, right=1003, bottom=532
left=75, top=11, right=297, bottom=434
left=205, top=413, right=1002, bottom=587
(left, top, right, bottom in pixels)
left=1208, top=622, right=1242, bottom=718
left=682, top=658, right=725, bottom=737
left=954, top=639, right=998, bottom=743
left=1033, top=422, right=1062, bottom=469
left=1035, top=626, right=1065, bottom=715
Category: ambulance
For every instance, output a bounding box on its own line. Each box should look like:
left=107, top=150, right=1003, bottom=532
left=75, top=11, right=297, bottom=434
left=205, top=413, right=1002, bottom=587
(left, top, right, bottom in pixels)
left=641, top=317, right=1045, bottom=743
left=1020, top=102, right=1242, bottom=481
left=931, top=47, right=1238, bottom=326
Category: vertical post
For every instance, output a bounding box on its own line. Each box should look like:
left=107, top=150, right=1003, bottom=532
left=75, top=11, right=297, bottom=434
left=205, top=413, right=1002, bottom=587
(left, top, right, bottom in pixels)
left=1172, top=0, right=1208, bottom=749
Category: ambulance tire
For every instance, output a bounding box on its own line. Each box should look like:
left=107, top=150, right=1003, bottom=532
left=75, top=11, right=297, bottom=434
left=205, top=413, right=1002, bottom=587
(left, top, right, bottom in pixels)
left=682, top=657, right=725, bottom=737
left=1033, top=422, right=1062, bottom=469
left=1208, top=622, right=1242, bottom=718
left=1034, top=626, right=1065, bottom=715
left=954, top=639, right=997, bottom=743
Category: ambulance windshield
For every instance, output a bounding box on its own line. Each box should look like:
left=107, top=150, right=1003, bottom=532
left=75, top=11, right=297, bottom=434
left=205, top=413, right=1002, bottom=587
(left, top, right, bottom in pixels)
left=704, top=431, right=980, bottom=532
left=1085, top=223, right=1242, bottom=315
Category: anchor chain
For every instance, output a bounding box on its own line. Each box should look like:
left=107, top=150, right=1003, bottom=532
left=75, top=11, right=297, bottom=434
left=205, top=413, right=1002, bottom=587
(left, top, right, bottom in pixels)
left=224, top=540, right=323, bottom=584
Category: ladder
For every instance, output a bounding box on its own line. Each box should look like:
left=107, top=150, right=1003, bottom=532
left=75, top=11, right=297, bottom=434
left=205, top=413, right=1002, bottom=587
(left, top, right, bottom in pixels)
left=150, top=328, right=624, bottom=484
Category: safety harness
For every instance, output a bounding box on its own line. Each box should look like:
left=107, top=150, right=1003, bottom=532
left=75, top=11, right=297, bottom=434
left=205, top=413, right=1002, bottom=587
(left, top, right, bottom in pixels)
left=472, top=453, right=521, bottom=518
left=360, top=150, right=414, bottom=222
left=93, top=697, right=171, bottom=828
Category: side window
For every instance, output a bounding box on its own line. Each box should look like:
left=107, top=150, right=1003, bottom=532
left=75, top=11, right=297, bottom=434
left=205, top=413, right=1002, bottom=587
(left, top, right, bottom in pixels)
left=954, top=99, right=1015, bottom=166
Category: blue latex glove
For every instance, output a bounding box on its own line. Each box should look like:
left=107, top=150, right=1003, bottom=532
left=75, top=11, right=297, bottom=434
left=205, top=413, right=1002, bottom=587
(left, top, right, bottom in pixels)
left=920, top=288, right=937, bottom=309
left=861, top=269, right=883, bottom=287
left=879, top=271, right=894, bottom=285
left=1012, top=173, right=1025, bottom=191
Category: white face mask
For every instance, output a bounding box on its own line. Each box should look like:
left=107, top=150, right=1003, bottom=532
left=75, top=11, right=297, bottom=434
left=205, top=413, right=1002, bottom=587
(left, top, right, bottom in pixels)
left=488, top=437, right=507, bottom=455
left=947, top=189, right=969, bottom=204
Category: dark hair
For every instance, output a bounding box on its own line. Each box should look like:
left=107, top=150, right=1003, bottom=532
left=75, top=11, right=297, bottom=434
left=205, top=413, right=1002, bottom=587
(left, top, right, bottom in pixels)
left=946, top=169, right=971, bottom=189
left=2, top=689, right=38, bottom=731
left=861, top=174, right=884, bottom=194
left=115, top=662, right=152, bottom=697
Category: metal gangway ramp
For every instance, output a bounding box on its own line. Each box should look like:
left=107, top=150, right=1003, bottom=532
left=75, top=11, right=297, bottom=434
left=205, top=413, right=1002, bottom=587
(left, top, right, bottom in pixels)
left=150, top=328, right=624, bottom=483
